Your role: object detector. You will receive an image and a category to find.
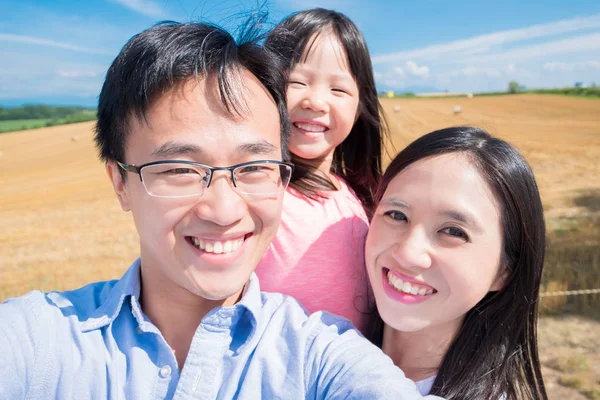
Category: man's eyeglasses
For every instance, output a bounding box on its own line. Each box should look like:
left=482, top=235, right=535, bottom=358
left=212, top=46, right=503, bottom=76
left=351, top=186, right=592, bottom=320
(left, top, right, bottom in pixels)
left=117, top=160, right=294, bottom=198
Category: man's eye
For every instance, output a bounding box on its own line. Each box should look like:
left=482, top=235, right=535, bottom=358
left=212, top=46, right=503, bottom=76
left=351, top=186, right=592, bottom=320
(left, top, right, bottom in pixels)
left=164, top=168, right=196, bottom=175
left=239, top=165, right=268, bottom=173
left=441, top=226, right=469, bottom=241
left=383, top=210, right=407, bottom=222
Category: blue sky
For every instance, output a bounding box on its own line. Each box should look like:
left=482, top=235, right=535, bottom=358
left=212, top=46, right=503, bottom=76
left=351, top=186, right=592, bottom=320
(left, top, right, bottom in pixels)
left=1, top=0, right=599, bottom=106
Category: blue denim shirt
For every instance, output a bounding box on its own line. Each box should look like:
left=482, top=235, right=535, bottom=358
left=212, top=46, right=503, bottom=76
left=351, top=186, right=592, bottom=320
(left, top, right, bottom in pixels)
left=0, top=259, right=441, bottom=399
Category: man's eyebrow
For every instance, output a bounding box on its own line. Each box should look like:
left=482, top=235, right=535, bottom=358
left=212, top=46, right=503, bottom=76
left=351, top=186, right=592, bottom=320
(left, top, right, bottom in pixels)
left=440, top=210, right=483, bottom=233
left=151, top=141, right=203, bottom=158
left=236, top=140, right=278, bottom=156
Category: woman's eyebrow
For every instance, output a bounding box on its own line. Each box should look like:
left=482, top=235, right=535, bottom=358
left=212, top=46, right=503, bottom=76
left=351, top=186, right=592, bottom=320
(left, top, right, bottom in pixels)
left=380, top=198, right=410, bottom=209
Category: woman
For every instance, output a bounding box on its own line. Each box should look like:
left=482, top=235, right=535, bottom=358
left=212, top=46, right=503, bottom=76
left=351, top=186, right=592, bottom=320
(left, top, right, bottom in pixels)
left=366, top=126, right=547, bottom=399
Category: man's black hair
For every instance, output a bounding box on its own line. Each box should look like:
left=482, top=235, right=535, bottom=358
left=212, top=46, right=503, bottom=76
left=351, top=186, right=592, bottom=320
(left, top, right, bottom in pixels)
left=95, top=19, right=290, bottom=165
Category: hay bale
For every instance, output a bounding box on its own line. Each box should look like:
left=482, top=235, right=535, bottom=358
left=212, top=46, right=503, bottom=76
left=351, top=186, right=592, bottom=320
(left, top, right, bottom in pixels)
left=393, top=105, right=401, bottom=112
left=453, top=105, right=462, bottom=114
left=467, top=93, right=473, bottom=98
left=71, top=136, right=79, bottom=142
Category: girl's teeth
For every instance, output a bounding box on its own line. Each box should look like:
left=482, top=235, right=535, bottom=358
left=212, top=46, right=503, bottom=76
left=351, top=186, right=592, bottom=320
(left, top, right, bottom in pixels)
left=295, top=122, right=326, bottom=132
left=386, top=270, right=434, bottom=296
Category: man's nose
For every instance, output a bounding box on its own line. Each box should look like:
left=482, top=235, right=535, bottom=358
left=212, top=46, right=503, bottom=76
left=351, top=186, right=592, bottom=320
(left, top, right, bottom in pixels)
left=193, top=173, right=247, bottom=226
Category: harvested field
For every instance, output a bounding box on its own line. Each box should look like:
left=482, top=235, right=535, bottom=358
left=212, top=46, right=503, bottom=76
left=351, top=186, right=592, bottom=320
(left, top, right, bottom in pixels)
left=0, top=94, right=599, bottom=398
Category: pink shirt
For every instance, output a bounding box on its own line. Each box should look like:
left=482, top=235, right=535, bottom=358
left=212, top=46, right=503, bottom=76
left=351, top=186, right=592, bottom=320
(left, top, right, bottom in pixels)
left=256, top=177, right=371, bottom=333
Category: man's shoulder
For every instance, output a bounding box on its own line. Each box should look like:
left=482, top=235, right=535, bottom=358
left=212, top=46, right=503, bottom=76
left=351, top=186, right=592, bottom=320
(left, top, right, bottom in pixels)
left=258, top=291, right=359, bottom=342
left=0, top=279, right=119, bottom=333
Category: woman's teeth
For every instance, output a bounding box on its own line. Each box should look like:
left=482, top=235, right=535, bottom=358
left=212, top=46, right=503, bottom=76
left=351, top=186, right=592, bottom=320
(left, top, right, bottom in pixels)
left=191, top=237, right=244, bottom=254
left=387, top=271, right=434, bottom=296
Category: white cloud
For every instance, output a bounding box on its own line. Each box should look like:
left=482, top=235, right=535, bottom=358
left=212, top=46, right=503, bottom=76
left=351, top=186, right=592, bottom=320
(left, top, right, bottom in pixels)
left=391, top=61, right=428, bottom=78
left=108, top=0, right=165, bottom=18
left=543, top=60, right=600, bottom=71
left=464, top=33, right=600, bottom=64
left=405, top=61, right=429, bottom=78
left=443, top=66, right=502, bottom=78
left=507, top=64, right=516, bottom=73
left=57, top=65, right=107, bottom=79
left=372, top=13, right=600, bottom=65
left=0, top=33, right=112, bottom=55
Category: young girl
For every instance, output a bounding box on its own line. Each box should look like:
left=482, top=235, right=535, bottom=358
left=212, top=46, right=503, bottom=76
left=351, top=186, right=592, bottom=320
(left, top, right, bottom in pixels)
left=366, top=126, right=547, bottom=399
left=256, top=8, right=386, bottom=333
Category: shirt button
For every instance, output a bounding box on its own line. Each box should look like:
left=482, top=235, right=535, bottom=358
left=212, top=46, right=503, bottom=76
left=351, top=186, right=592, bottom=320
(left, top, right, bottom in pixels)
left=159, top=365, right=172, bottom=378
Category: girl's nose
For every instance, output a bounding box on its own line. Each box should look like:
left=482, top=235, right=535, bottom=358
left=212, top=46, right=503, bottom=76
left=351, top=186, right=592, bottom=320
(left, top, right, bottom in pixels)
left=301, top=90, right=328, bottom=112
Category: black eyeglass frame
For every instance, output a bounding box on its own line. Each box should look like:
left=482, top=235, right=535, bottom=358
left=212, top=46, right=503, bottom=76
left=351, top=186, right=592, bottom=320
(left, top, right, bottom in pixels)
left=116, top=159, right=294, bottom=193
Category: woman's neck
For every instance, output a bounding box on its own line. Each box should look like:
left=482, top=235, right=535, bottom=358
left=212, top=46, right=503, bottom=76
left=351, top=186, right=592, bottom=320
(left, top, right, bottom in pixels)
left=381, top=320, right=461, bottom=382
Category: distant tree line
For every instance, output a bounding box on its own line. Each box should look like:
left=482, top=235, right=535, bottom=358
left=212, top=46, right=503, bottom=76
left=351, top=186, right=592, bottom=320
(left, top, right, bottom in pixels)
left=0, top=105, right=96, bottom=121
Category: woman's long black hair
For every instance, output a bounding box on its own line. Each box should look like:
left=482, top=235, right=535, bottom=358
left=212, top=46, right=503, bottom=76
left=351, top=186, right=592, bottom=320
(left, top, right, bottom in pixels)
left=369, top=126, right=547, bottom=400
left=265, top=8, right=386, bottom=215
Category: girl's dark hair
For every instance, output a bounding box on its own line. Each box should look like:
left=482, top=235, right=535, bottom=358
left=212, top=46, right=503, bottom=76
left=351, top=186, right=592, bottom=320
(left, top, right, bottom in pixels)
left=369, top=126, right=547, bottom=400
left=265, top=8, right=386, bottom=215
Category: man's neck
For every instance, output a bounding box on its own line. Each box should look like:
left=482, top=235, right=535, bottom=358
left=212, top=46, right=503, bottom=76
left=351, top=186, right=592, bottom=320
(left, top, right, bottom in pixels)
left=139, top=266, right=243, bottom=369
left=381, top=319, right=461, bottom=382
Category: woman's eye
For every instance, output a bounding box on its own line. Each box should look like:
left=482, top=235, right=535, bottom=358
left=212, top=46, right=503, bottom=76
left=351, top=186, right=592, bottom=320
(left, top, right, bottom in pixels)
left=383, top=210, right=407, bottom=222
left=441, top=226, right=469, bottom=241
left=289, top=81, right=306, bottom=86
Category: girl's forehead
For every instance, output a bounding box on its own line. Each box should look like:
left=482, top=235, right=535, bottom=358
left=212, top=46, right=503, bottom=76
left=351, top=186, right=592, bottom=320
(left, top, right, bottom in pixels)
left=299, top=30, right=350, bottom=69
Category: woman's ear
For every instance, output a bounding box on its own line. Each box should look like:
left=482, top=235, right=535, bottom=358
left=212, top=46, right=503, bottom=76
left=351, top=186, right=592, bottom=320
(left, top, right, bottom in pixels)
left=490, top=265, right=510, bottom=292
left=106, top=161, right=131, bottom=212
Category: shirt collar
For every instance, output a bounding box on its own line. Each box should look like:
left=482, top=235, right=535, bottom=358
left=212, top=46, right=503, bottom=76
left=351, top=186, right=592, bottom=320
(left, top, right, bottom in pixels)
left=80, top=259, right=262, bottom=347
left=80, top=259, right=142, bottom=332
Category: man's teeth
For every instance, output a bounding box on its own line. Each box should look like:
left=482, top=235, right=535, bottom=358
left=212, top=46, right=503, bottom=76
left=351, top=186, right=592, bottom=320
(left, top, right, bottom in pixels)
left=294, top=122, right=327, bottom=132
left=191, top=237, right=244, bottom=254
left=387, top=271, right=434, bottom=296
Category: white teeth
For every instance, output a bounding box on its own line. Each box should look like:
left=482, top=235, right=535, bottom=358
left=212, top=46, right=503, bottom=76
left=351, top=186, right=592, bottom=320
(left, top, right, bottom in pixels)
left=295, top=122, right=327, bottom=132
left=191, top=237, right=244, bottom=254
left=386, top=270, right=434, bottom=297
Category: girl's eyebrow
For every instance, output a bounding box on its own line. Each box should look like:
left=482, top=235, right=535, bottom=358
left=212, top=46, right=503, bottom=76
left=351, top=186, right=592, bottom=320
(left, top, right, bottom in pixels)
left=293, top=65, right=354, bottom=81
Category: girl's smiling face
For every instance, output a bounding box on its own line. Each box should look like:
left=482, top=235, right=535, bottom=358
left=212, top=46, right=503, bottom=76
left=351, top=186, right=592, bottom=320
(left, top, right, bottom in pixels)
left=286, top=31, right=360, bottom=167
left=366, top=153, right=507, bottom=336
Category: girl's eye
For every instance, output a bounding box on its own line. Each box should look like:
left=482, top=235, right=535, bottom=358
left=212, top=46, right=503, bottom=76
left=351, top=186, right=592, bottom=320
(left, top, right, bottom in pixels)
left=383, top=210, right=407, bottom=222
left=441, top=226, right=469, bottom=241
left=332, top=88, right=348, bottom=94
left=289, top=81, right=306, bottom=87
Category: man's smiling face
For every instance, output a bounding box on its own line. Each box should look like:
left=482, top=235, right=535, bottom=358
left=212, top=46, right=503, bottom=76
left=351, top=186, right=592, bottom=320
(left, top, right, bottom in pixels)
left=108, top=70, right=284, bottom=303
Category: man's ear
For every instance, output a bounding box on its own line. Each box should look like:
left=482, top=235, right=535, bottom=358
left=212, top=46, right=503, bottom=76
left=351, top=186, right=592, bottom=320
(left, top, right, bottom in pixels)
left=106, top=161, right=131, bottom=212
left=490, top=265, right=510, bottom=292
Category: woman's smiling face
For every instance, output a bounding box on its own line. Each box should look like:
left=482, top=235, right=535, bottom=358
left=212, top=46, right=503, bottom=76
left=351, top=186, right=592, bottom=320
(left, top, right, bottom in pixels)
left=366, top=153, right=506, bottom=335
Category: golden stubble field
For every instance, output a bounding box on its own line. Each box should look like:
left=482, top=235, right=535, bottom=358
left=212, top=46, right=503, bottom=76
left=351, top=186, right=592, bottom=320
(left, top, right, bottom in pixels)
left=1, top=94, right=599, bottom=398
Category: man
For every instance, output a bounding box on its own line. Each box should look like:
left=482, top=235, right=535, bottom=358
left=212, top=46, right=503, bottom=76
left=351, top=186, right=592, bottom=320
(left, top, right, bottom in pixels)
left=0, top=21, right=440, bottom=399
